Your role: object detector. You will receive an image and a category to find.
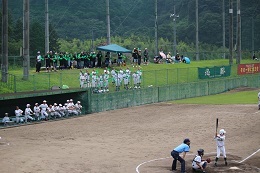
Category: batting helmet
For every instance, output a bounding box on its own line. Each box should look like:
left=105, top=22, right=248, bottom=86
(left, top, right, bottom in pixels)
left=219, top=129, right=226, bottom=134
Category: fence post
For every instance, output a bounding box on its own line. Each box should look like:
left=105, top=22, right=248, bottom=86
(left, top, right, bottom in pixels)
left=49, top=73, right=51, bottom=90
left=33, top=75, right=36, bottom=91
left=60, top=73, right=62, bottom=87
left=14, top=75, right=17, bottom=93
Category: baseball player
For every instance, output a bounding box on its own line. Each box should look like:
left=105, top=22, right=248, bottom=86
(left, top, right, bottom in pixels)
left=58, top=104, right=66, bottom=117
left=33, top=103, right=41, bottom=121
left=214, top=129, right=227, bottom=166
left=2, top=113, right=12, bottom=126
left=171, top=138, right=191, bottom=173
left=136, top=67, right=142, bottom=88
left=53, top=103, right=62, bottom=118
left=132, top=72, right=139, bottom=89
left=192, top=149, right=208, bottom=173
left=103, top=71, right=109, bottom=92
left=39, top=100, right=49, bottom=120
left=14, top=106, right=24, bottom=123
left=75, top=101, right=83, bottom=115
left=257, top=92, right=260, bottom=110
left=79, top=72, right=86, bottom=88
left=66, top=99, right=78, bottom=116
left=24, top=104, right=35, bottom=122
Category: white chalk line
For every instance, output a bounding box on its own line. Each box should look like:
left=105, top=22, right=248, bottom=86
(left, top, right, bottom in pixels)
left=136, top=149, right=260, bottom=173
left=238, top=148, right=260, bottom=163
left=135, top=152, right=216, bottom=173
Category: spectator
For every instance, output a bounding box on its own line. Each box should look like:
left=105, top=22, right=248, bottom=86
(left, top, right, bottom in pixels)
left=97, top=51, right=103, bottom=67
left=143, top=48, right=149, bottom=65
left=105, top=52, right=110, bottom=68
left=166, top=52, right=173, bottom=64
left=138, top=50, right=142, bottom=66
left=117, top=52, right=123, bottom=66
left=36, top=51, right=42, bottom=73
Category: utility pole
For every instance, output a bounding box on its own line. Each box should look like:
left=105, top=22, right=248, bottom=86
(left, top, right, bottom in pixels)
left=45, top=0, right=49, bottom=54
left=196, top=0, right=199, bottom=60
left=155, top=0, right=158, bottom=56
left=106, top=0, right=111, bottom=45
left=252, top=17, right=254, bottom=56
left=23, top=0, right=30, bottom=80
left=236, top=0, right=241, bottom=64
left=222, top=0, right=226, bottom=59
left=170, top=6, right=179, bottom=56
left=1, top=0, right=8, bottom=83
left=229, top=0, right=233, bottom=65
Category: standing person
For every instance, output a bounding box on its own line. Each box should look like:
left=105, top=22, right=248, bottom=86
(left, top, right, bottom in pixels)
left=143, top=48, right=149, bottom=65
left=33, top=103, right=41, bottom=121
left=192, top=149, right=208, bottom=173
left=36, top=51, right=42, bottom=73
left=45, top=51, right=52, bottom=72
left=97, top=51, right=103, bottom=68
left=214, top=129, right=227, bottom=166
left=258, top=91, right=260, bottom=110
left=15, top=106, right=24, bottom=123
left=117, top=52, right=123, bottom=66
left=105, top=52, right=110, bottom=68
left=171, top=138, right=191, bottom=173
left=132, top=48, right=138, bottom=67
left=137, top=50, right=142, bottom=66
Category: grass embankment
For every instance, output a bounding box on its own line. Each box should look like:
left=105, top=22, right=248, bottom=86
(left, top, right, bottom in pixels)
left=172, top=90, right=259, bottom=104
left=0, top=59, right=258, bottom=94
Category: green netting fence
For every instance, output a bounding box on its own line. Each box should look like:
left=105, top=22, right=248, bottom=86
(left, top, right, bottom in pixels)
left=85, top=75, right=260, bottom=114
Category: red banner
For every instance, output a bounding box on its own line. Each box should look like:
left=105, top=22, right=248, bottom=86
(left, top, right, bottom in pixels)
left=237, top=63, right=260, bottom=75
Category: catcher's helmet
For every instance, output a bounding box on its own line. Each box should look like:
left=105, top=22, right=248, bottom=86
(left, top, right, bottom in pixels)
left=197, top=149, right=204, bottom=155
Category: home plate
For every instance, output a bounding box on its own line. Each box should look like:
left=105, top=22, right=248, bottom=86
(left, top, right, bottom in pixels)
left=229, top=166, right=240, bottom=170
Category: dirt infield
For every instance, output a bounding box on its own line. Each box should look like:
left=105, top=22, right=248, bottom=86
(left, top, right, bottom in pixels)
left=0, top=103, right=259, bottom=173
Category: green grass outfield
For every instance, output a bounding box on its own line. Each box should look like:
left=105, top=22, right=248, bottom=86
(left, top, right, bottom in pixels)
left=171, top=89, right=259, bottom=104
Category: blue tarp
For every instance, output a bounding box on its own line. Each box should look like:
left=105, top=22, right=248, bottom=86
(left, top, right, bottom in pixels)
left=96, top=44, right=132, bottom=53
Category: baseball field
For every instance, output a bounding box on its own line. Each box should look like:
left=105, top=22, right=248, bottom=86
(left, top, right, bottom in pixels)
left=0, top=89, right=259, bottom=173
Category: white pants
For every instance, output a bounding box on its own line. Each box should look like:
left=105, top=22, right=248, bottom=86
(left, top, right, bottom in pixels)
left=41, top=111, right=48, bottom=119
left=217, top=146, right=226, bottom=158
left=24, top=114, right=34, bottom=122
left=192, top=161, right=207, bottom=169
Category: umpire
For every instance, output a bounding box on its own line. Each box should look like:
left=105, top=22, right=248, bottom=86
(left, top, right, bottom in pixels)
left=171, top=138, right=191, bottom=173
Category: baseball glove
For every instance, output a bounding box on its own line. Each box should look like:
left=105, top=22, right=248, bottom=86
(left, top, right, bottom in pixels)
left=206, top=158, right=211, bottom=163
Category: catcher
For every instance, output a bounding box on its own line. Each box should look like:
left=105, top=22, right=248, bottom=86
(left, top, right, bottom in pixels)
left=192, top=149, right=210, bottom=173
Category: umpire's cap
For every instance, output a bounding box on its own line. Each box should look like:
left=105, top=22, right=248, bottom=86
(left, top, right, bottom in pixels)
left=183, top=138, right=190, bottom=144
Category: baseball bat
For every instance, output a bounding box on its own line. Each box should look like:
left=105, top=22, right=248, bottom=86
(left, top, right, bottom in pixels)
left=216, top=118, right=219, bottom=134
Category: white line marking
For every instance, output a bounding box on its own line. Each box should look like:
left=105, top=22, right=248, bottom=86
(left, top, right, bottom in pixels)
left=136, top=150, right=260, bottom=173
left=135, top=152, right=216, bottom=173
left=238, top=148, right=260, bottom=163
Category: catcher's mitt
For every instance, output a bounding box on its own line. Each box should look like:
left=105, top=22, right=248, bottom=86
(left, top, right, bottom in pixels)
left=206, top=158, right=211, bottom=163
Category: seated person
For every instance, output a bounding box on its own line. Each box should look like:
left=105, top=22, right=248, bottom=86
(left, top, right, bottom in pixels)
left=166, top=52, right=173, bottom=64
left=192, top=149, right=208, bottom=173
left=182, top=56, right=191, bottom=64
left=175, top=53, right=181, bottom=63
left=2, top=113, right=12, bottom=126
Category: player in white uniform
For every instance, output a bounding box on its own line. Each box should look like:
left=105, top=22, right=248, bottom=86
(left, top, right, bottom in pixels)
left=257, top=92, right=260, bottom=110
left=53, top=103, right=62, bottom=118
left=2, top=113, right=12, bottom=126
left=79, top=72, right=86, bottom=88
left=103, top=71, right=109, bottom=92
left=39, top=100, right=49, bottom=120
left=132, top=72, right=139, bottom=89
left=214, top=129, right=227, bottom=166
left=91, top=72, right=98, bottom=89
left=24, top=104, right=35, bottom=122
left=99, top=74, right=104, bottom=92
left=15, top=106, right=24, bottom=123
left=66, top=99, right=78, bottom=116
left=75, top=101, right=83, bottom=115
left=33, top=103, right=41, bottom=121
left=110, top=68, right=116, bottom=85
left=192, top=149, right=207, bottom=173
left=58, top=104, right=66, bottom=117
left=115, top=72, right=121, bottom=91
left=122, top=72, right=129, bottom=90
left=136, top=67, right=142, bottom=88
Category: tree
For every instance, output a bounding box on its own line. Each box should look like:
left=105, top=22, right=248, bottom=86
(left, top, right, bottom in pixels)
left=30, top=20, right=44, bottom=55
